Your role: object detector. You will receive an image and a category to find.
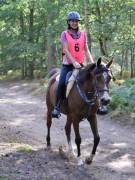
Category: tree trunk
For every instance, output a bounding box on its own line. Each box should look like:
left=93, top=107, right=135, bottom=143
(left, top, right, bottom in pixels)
left=47, top=34, right=57, bottom=71
left=99, top=36, right=108, bottom=56
left=42, top=16, right=47, bottom=68
left=46, top=2, right=58, bottom=71
left=124, top=48, right=128, bottom=71
left=20, top=10, right=26, bottom=79
left=95, top=0, right=108, bottom=56
left=28, top=60, right=34, bottom=79
left=28, top=6, right=34, bottom=79
left=120, top=49, right=124, bottom=78
left=130, top=47, right=134, bottom=78
left=83, top=0, right=92, bottom=51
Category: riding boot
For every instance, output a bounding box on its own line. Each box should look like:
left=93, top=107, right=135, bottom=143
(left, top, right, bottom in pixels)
left=52, top=64, right=74, bottom=119
left=51, top=100, right=61, bottom=118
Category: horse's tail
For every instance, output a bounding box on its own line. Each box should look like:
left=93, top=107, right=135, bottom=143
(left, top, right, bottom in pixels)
left=46, top=69, right=59, bottom=107
left=46, top=68, right=60, bottom=95
left=48, top=68, right=60, bottom=79
left=48, top=72, right=59, bottom=87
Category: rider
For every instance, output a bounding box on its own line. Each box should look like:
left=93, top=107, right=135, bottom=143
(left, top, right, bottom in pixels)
left=52, top=11, right=94, bottom=118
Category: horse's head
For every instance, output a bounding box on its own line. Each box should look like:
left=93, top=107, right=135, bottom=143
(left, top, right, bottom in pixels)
left=76, top=57, right=113, bottom=107
left=93, top=57, right=113, bottom=105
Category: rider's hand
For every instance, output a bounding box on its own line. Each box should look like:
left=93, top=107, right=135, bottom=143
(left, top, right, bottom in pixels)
left=73, top=61, right=81, bottom=69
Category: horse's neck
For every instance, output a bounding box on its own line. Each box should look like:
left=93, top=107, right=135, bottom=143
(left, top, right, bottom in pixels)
left=77, top=75, right=95, bottom=94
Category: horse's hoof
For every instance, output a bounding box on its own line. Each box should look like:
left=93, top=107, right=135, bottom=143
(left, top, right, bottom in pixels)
left=85, top=157, right=92, bottom=165
left=85, top=154, right=94, bottom=165
left=46, top=145, right=51, bottom=151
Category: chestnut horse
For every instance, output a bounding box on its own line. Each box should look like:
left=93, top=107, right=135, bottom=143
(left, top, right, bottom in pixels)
left=46, top=58, right=113, bottom=165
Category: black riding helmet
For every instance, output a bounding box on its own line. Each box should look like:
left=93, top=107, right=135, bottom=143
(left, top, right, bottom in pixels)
left=67, top=11, right=81, bottom=21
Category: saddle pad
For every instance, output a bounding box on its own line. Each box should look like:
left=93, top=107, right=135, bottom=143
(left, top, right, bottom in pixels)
left=56, top=74, right=60, bottom=82
left=66, top=69, right=79, bottom=98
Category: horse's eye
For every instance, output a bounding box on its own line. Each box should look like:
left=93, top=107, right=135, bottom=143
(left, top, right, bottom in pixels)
left=96, top=75, right=102, bottom=81
left=108, top=75, right=112, bottom=81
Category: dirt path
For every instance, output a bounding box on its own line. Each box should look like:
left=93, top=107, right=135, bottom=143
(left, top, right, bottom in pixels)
left=0, top=80, right=135, bottom=180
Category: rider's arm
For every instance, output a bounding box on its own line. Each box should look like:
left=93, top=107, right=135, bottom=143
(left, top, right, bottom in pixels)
left=85, top=43, right=94, bottom=64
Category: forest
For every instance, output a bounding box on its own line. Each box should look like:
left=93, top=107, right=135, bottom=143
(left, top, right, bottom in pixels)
left=0, top=0, right=135, bottom=113
left=0, top=0, right=134, bottom=79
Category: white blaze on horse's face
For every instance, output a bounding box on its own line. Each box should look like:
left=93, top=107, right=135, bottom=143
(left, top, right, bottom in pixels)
left=100, top=71, right=111, bottom=105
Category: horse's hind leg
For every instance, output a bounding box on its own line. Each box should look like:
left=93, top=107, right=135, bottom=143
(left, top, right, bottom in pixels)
left=86, top=115, right=100, bottom=164
left=46, top=108, right=52, bottom=147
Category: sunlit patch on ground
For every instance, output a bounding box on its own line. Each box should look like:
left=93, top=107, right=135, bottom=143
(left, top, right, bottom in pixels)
left=0, top=98, right=37, bottom=105
left=111, top=142, right=127, bottom=148
left=10, top=83, right=29, bottom=90
left=107, top=154, right=135, bottom=172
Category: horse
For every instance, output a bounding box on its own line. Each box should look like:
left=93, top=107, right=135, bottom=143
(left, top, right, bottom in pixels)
left=46, top=57, right=113, bottom=165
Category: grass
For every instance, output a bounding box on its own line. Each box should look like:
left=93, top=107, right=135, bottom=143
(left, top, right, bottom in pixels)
left=0, top=177, right=8, bottom=180
left=16, top=144, right=34, bottom=153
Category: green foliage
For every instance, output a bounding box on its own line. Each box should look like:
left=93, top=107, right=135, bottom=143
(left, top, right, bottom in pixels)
left=0, top=70, right=21, bottom=80
left=0, top=0, right=134, bottom=79
left=109, top=79, right=135, bottom=113
left=16, top=144, right=34, bottom=153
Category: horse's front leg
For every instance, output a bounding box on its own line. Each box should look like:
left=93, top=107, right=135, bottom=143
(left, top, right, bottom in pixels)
left=65, top=116, right=75, bottom=157
left=86, top=114, right=100, bottom=164
left=73, top=120, right=83, bottom=166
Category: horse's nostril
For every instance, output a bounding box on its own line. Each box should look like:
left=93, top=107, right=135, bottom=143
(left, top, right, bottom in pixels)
left=106, top=99, right=110, bottom=104
left=101, top=99, right=110, bottom=105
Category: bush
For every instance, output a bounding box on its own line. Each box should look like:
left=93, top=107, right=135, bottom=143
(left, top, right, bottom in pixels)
left=0, top=70, right=21, bottom=80
left=109, top=79, right=135, bottom=113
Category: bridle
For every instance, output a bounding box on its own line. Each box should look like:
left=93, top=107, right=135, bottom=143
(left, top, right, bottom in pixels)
left=94, top=67, right=110, bottom=94
left=75, top=66, right=110, bottom=107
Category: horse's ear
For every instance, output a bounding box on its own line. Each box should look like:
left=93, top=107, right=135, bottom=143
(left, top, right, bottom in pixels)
left=106, top=59, right=113, bottom=68
left=97, top=57, right=101, bottom=67
left=90, top=63, right=96, bottom=71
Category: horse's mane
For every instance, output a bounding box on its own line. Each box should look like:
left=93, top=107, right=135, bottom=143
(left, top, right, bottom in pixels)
left=82, top=63, right=96, bottom=72
left=79, top=63, right=96, bottom=76
left=76, top=63, right=96, bottom=83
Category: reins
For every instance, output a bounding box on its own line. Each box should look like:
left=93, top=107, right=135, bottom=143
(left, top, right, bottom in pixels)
left=76, top=77, right=98, bottom=106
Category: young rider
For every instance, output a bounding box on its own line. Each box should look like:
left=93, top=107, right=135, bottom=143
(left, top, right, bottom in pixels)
left=52, top=11, right=94, bottom=118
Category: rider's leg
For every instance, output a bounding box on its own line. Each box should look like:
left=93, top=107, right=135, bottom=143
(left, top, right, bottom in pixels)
left=52, top=65, right=73, bottom=118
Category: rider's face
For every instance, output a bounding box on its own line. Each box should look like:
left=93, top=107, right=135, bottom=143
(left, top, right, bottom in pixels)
left=68, top=20, right=79, bottom=29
